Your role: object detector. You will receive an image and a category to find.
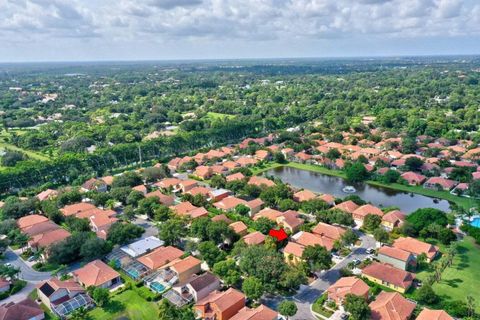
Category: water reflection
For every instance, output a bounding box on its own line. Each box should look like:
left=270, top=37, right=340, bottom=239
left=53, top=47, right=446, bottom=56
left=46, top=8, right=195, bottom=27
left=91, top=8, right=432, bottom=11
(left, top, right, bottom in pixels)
left=266, top=166, right=451, bottom=213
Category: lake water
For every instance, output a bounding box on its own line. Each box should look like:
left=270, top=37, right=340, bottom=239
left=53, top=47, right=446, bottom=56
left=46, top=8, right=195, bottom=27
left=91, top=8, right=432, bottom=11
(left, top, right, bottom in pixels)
left=266, top=166, right=451, bottom=213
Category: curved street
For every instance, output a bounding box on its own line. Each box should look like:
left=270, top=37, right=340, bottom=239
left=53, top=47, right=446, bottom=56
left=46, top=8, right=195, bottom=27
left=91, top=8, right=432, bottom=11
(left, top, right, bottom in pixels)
left=262, top=233, right=376, bottom=320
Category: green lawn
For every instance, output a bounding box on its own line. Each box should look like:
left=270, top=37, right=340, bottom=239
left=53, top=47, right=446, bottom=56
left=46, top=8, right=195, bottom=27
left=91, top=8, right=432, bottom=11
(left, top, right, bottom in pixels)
left=415, top=236, right=480, bottom=311
left=88, top=290, right=159, bottom=320
left=206, top=112, right=236, bottom=120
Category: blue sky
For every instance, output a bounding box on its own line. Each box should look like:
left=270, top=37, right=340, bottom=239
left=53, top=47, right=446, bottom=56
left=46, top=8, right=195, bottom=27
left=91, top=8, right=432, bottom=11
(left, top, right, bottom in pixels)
left=0, top=0, right=479, bottom=62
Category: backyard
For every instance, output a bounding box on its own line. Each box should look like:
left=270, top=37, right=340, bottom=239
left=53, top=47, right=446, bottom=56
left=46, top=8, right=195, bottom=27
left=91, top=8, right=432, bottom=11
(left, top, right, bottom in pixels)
left=416, top=236, right=480, bottom=311
left=87, top=289, right=159, bottom=320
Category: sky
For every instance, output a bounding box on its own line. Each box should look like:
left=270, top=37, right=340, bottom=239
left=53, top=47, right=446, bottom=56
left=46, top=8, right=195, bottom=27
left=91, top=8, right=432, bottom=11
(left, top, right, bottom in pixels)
left=0, top=0, right=479, bottom=62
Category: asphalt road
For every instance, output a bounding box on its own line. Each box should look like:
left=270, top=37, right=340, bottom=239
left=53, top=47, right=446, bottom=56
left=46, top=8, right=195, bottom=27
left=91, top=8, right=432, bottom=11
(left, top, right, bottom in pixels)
left=4, top=248, right=52, bottom=282
left=262, top=233, right=376, bottom=320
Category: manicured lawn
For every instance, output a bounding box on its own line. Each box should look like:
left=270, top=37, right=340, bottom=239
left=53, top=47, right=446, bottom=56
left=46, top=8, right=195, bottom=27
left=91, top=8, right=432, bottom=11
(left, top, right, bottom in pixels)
left=206, top=112, right=236, bottom=120
left=0, top=141, right=50, bottom=161
left=88, top=290, right=159, bottom=320
left=415, top=236, right=480, bottom=311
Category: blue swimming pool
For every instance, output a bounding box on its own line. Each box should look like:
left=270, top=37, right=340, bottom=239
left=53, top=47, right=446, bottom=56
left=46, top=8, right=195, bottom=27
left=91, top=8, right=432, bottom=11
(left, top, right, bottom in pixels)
left=150, top=282, right=166, bottom=293
left=471, top=217, right=480, bottom=228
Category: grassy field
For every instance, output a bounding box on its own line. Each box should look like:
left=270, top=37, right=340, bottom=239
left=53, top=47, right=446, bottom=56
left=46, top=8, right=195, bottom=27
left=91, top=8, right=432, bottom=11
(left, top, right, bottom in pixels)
left=206, top=112, right=236, bottom=120
left=415, top=236, right=480, bottom=311
left=255, top=161, right=479, bottom=210
left=87, top=290, right=159, bottom=320
left=0, top=129, right=50, bottom=162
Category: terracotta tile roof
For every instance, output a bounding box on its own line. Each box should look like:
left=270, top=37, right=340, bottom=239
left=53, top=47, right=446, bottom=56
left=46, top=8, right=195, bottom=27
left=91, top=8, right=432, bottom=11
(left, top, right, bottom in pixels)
left=60, top=203, right=96, bottom=216
left=36, top=189, right=58, bottom=201
left=39, top=278, right=84, bottom=294
left=17, top=214, right=49, bottom=230
left=169, top=256, right=201, bottom=274
left=284, top=241, right=305, bottom=258
left=382, top=210, right=406, bottom=224
left=188, top=186, right=211, bottom=197
left=145, top=190, right=175, bottom=206
left=416, top=308, right=454, bottom=320
left=253, top=208, right=283, bottom=221
left=333, top=200, right=359, bottom=214
left=277, top=210, right=304, bottom=230
left=73, top=259, right=120, bottom=287
left=369, top=291, right=416, bottom=320
left=229, top=221, right=248, bottom=235
left=312, top=222, right=346, bottom=241
left=327, top=277, right=370, bottom=302
left=137, top=246, right=184, bottom=270
left=132, top=185, right=147, bottom=194
left=0, top=298, right=44, bottom=320
left=293, top=189, right=317, bottom=202
left=242, top=232, right=266, bottom=246
left=236, top=157, right=258, bottom=167
left=180, top=179, right=199, bottom=189
left=424, top=177, right=457, bottom=189
left=378, top=246, right=413, bottom=262
left=226, top=172, right=245, bottom=182
left=319, top=193, right=335, bottom=204
left=155, top=178, right=182, bottom=188
left=29, top=228, right=71, bottom=248
left=353, top=204, right=384, bottom=218
left=89, top=214, right=118, bottom=229
left=212, top=214, right=233, bottom=224
left=196, top=288, right=245, bottom=314
left=230, top=304, right=278, bottom=320
left=247, top=198, right=264, bottom=209
left=248, top=176, right=275, bottom=188
left=171, top=202, right=197, bottom=215
left=22, top=220, right=60, bottom=237
left=100, top=176, right=114, bottom=185
left=393, top=237, right=439, bottom=260
left=214, top=196, right=247, bottom=211
left=362, top=262, right=415, bottom=290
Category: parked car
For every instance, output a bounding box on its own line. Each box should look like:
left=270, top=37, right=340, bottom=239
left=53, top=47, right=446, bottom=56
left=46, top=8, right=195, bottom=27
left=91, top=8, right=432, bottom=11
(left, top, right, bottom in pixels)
left=352, top=259, right=361, bottom=266
left=366, top=248, right=375, bottom=254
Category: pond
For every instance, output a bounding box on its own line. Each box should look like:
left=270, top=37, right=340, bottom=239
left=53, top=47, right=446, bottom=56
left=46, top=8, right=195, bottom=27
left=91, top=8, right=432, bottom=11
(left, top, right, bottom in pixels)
left=266, top=166, right=451, bottom=213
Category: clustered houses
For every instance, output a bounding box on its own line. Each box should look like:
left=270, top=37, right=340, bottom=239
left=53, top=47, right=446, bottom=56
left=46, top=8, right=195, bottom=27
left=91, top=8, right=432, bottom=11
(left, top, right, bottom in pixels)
left=14, top=131, right=470, bottom=320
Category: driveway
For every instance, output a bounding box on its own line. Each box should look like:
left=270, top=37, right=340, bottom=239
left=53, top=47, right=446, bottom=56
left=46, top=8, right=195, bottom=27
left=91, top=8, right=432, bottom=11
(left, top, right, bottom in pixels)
left=131, top=217, right=159, bottom=238
left=262, top=233, right=376, bottom=320
left=4, top=249, right=51, bottom=282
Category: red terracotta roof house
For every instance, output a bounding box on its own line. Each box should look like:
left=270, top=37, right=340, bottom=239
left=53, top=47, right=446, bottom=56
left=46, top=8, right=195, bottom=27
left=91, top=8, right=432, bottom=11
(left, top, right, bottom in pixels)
left=212, top=214, right=233, bottom=224
left=155, top=177, right=182, bottom=189
left=246, top=199, right=264, bottom=215
left=187, top=207, right=209, bottom=219
left=0, top=298, right=45, bottom=320
left=81, top=178, right=107, bottom=192
left=362, top=262, right=415, bottom=292
left=463, top=147, right=480, bottom=160
left=312, top=222, right=346, bottom=241
left=187, top=186, right=212, bottom=197
left=381, top=210, right=406, bottom=230
left=60, top=203, right=96, bottom=217
left=333, top=200, right=359, bottom=214
left=230, top=304, right=278, bottom=320
left=179, top=179, right=199, bottom=193
left=353, top=204, right=383, bottom=224
left=72, top=259, right=121, bottom=288
left=473, top=171, right=480, bottom=180
left=226, top=172, right=245, bottom=183
left=319, top=194, right=336, bottom=206
left=400, top=172, right=426, bottom=186
left=29, top=228, right=71, bottom=250
left=205, top=149, right=226, bottom=160
left=100, top=176, right=114, bottom=186
left=145, top=190, right=175, bottom=206
left=277, top=210, right=304, bottom=233
left=423, top=177, right=457, bottom=191
left=137, top=246, right=184, bottom=271
left=327, top=277, right=370, bottom=305
left=253, top=208, right=283, bottom=221
left=194, top=288, right=246, bottom=320
left=89, top=214, right=118, bottom=234
left=223, top=161, right=240, bottom=171
left=295, top=151, right=312, bottom=162
left=248, top=176, right=275, bottom=188
left=195, top=166, right=213, bottom=180
left=22, top=220, right=60, bottom=237
left=377, top=246, right=416, bottom=271
left=213, top=196, right=247, bottom=212
left=416, top=308, right=454, bottom=320
left=167, top=157, right=182, bottom=171
left=236, top=157, right=258, bottom=167
left=254, top=150, right=270, bottom=161
left=242, top=232, right=266, bottom=246
left=167, top=256, right=202, bottom=283
left=17, top=214, right=49, bottom=231
left=369, top=291, right=416, bottom=320
left=132, top=185, right=147, bottom=195
left=171, top=201, right=197, bottom=215
left=293, top=189, right=317, bottom=202
left=393, top=237, right=439, bottom=262
left=293, top=231, right=334, bottom=251
left=229, top=221, right=248, bottom=236
left=283, top=241, right=305, bottom=262
left=36, top=189, right=58, bottom=201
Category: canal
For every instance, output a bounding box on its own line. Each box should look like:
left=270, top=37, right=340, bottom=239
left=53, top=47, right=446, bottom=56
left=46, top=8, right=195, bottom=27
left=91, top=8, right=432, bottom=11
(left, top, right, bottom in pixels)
left=266, top=166, right=451, bottom=213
